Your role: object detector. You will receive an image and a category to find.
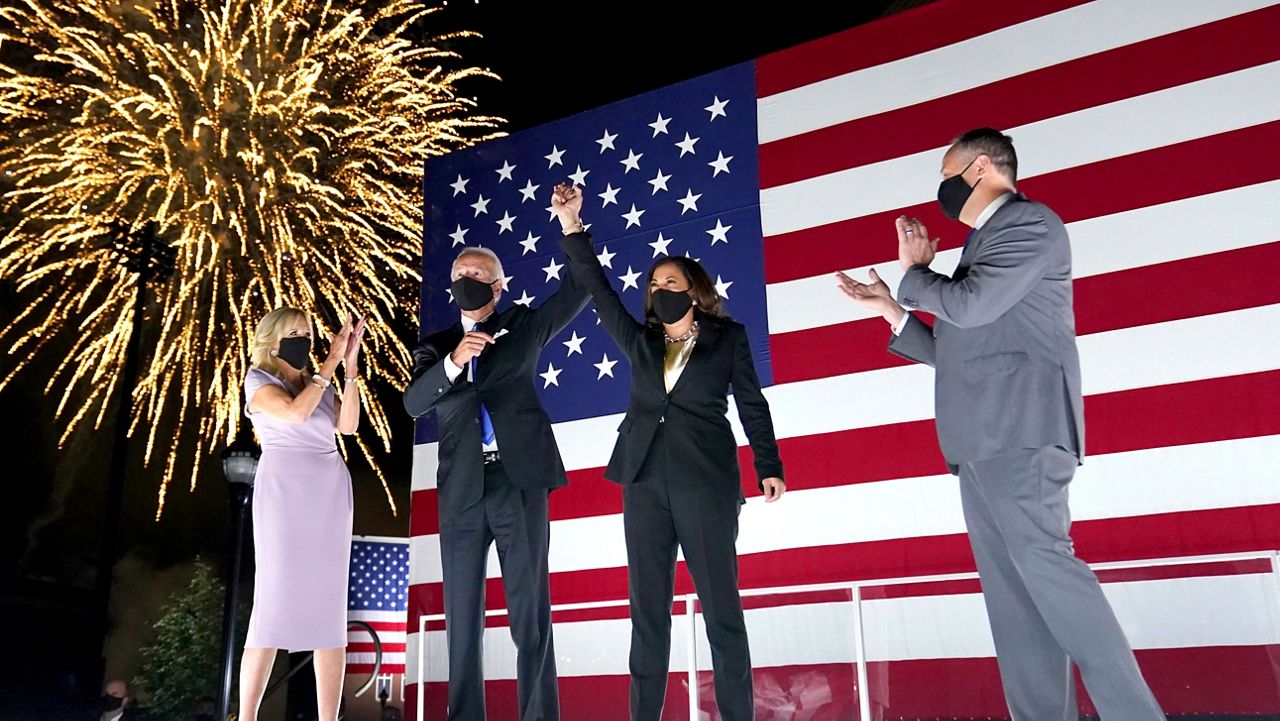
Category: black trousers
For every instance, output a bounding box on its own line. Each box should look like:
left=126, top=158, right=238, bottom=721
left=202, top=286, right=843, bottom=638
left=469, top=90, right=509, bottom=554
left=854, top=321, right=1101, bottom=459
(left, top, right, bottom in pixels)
left=623, top=432, right=752, bottom=721
left=438, top=462, right=559, bottom=721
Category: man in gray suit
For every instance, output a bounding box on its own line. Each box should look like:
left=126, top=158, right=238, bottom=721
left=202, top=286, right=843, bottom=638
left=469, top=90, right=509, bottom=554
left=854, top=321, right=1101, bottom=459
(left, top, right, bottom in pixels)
left=837, top=128, right=1164, bottom=720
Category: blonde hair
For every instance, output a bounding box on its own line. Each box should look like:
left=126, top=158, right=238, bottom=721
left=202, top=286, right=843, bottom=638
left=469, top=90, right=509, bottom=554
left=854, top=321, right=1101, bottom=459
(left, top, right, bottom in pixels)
left=250, top=307, right=310, bottom=377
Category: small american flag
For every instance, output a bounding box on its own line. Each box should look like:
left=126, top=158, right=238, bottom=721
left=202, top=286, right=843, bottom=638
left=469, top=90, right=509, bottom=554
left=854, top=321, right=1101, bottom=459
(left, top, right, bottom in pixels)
left=347, top=537, right=409, bottom=674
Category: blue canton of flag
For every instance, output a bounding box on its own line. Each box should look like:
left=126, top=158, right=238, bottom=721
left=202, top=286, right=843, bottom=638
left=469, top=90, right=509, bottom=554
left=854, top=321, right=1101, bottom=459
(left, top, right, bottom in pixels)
left=417, top=62, right=769, bottom=443
left=348, top=540, right=410, bottom=612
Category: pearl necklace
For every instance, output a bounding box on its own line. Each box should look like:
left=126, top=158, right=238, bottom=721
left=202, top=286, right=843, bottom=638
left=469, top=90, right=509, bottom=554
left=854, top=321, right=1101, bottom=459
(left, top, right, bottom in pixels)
left=663, top=320, right=699, bottom=344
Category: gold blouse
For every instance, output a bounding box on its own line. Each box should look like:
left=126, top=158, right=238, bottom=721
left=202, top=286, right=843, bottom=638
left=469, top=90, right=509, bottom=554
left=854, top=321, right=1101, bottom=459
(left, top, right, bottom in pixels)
left=663, top=335, right=697, bottom=392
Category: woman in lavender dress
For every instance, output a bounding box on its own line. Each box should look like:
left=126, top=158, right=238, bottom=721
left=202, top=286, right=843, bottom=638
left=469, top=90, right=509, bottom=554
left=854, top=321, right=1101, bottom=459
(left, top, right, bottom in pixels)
left=237, top=307, right=367, bottom=721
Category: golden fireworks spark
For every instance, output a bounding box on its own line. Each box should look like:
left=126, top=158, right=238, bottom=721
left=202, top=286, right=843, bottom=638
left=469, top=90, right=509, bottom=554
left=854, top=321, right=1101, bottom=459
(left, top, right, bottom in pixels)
left=0, top=0, right=502, bottom=517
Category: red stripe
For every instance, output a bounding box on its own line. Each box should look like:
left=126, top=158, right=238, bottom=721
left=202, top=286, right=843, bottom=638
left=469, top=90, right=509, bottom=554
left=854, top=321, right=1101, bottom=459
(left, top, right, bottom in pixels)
left=762, top=120, right=1280, bottom=284
left=410, top=370, right=1280, bottom=536
left=412, top=466, right=621, bottom=538
left=754, top=0, right=1090, bottom=97
left=345, top=664, right=405, bottom=675
left=771, top=239, right=1280, bottom=384
left=413, top=674, right=692, bottom=721
left=864, top=647, right=1280, bottom=717
left=409, top=490, right=439, bottom=537
left=409, top=503, right=1280, bottom=617
left=1086, top=371, right=1280, bottom=455
left=346, top=642, right=406, bottom=653
left=1076, top=241, right=1280, bottom=334
left=759, top=6, right=1280, bottom=187
left=769, top=314, right=912, bottom=386
left=764, top=370, right=1280, bottom=495
left=409, top=646, right=1280, bottom=717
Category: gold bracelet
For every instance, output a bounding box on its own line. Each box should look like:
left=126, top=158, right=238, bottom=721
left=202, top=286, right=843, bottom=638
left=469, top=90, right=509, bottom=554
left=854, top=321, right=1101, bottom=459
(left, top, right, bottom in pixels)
left=561, top=221, right=584, bottom=235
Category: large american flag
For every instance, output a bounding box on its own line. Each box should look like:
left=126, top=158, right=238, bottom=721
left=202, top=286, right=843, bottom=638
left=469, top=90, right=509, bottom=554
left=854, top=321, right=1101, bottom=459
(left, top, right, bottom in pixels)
left=347, top=537, right=409, bottom=675
left=407, top=1, right=1280, bottom=718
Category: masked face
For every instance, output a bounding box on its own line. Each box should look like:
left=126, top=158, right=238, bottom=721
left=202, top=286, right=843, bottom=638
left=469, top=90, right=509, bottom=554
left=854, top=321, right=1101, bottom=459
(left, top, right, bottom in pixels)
left=650, top=288, right=694, bottom=324
left=274, top=335, right=311, bottom=370
left=450, top=276, right=499, bottom=311
left=937, top=154, right=982, bottom=220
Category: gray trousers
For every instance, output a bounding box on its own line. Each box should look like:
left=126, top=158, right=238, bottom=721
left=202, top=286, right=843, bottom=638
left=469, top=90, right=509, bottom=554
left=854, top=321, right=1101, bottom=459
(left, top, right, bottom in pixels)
left=959, top=446, right=1164, bottom=721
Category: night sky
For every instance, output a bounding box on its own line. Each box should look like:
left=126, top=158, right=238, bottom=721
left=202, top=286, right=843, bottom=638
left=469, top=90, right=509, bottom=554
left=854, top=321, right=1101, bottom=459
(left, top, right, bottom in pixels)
left=0, top=0, right=930, bottom=710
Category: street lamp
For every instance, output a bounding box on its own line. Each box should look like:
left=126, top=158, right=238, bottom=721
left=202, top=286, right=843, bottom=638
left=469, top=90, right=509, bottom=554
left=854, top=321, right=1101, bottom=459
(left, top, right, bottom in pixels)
left=217, top=428, right=260, bottom=721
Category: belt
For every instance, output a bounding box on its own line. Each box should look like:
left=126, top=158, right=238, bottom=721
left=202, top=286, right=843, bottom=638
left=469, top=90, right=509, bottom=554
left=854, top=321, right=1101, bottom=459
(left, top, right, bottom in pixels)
left=482, top=450, right=501, bottom=465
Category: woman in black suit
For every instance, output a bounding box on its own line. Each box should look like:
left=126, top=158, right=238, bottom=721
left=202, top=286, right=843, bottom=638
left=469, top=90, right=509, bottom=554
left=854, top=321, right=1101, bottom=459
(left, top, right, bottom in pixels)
left=552, top=184, right=785, bottom=721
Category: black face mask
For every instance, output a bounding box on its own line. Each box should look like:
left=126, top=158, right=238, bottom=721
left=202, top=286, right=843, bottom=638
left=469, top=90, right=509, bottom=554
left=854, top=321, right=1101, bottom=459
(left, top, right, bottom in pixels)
left=650, top=289, right=694, bottom=324
left=275, top=336, right=311, bottom=370
left=451, top=276, right=498, bottom=311
left=937, top=156, right=981, bottom=220
left=99, top=695, right=124, bottom=713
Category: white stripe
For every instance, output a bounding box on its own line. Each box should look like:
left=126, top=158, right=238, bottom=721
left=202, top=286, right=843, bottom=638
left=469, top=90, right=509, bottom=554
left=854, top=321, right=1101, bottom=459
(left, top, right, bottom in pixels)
left=345, top=652, right=406, bottom=666
left=860, top=574, right=1280, bottom=662
left=408, top=434, right=1280, bottom=585
left=405, top=632, right=420, bottom=685
left=412, top=442, right=440, bottom=492
left=757, top=0, right=1276, bottom=142
left=413, top=411, right=626, bottom=492
left=766, top=180, right=1280, bottom=334
left=411, top=614, right=696, bottom=681
left=352, top=534, right=412, bottom=546
left=1079, top=304, right=1278, bottom=396
left=765, top=305, right=1280, bottom=440
left=348, top=610, right=409, bottom=623
left=409, top=572, right=1280, bottom=680
left=415, top=304, right=1280, bottom=494
left=348, top=630, right=407, bottom=644
left=760, top=61, right=1280, bottom=236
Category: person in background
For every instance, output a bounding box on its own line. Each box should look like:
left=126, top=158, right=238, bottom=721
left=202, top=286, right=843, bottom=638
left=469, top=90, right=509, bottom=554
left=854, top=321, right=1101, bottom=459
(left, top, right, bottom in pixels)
left=96, top=679, right=137, bottom=721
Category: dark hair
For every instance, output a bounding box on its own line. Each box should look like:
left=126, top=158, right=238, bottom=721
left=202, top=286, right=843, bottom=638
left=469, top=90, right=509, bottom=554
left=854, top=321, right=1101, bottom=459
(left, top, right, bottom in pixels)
left=642, top=256, right=726, bottom=325
left=951, top=127, right=1018, bottom=182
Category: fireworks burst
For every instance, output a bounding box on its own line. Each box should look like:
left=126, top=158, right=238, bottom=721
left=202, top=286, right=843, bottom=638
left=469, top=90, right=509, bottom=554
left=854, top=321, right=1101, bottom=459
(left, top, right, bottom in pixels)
left=0, top=0, right=502, bottom=517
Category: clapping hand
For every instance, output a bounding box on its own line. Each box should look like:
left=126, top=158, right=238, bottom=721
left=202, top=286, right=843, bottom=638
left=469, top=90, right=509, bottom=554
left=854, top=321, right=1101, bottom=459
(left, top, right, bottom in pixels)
left=836, top=268, right=906, bottom=328
left=897, top=215, right=938, bottom=271
left=343, top=314, right=367, bottom=373
left=325, top=316, right=354, bottom=367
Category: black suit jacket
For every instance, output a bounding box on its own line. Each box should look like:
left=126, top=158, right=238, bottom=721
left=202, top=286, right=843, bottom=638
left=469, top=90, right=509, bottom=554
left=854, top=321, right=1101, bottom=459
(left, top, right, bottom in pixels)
left=559, top=232, right=783, bottom=501
left=403, top=267, right=590, bottom=520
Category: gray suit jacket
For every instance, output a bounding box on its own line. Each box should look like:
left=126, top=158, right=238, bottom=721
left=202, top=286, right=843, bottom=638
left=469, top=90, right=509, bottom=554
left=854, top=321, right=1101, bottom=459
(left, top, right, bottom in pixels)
left=890, top=195, right=1084, bottom=473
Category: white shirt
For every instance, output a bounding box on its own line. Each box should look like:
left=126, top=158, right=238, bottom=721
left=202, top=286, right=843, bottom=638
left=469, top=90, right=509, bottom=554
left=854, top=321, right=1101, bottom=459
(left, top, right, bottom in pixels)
left=891, top=191, right=1014, bottom=335
left=973, top=191, right=1014, bottom=230
left=442, top=312, right=499, bottom=452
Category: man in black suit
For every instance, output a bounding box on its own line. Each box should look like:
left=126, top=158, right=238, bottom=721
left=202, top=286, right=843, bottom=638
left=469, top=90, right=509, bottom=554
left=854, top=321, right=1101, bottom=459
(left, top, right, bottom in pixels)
left=404, top=192, right=590, bottom=721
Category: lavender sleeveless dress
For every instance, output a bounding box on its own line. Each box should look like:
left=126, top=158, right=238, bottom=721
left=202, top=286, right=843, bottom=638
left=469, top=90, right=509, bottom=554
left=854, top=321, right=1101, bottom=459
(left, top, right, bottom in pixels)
left=243, top=367, right=353, bottom=651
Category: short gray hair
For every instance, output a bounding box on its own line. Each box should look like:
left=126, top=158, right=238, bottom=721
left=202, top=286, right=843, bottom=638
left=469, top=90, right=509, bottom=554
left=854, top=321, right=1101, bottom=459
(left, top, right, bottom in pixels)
left=452, top=246, right=505, bottom=289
